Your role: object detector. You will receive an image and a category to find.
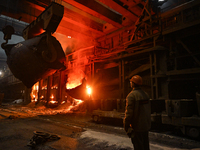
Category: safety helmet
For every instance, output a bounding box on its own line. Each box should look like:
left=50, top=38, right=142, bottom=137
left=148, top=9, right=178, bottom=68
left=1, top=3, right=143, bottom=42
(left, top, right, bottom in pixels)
left=130, top=75, right=143, bottom=85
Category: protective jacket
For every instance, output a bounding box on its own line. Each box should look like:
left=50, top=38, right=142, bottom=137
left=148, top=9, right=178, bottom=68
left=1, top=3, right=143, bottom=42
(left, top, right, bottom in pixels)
left=124, top=88, right=151, bottom=132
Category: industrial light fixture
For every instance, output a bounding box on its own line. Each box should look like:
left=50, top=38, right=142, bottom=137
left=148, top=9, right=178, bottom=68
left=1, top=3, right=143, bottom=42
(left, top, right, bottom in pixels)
left=153, top=0, right=168, bottom=7
left=158, top=0, right=168, bottom=3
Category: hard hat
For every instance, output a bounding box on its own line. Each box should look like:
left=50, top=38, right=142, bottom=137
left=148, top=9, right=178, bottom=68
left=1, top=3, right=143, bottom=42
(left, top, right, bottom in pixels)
left=130, top=75, right=143, bottom=85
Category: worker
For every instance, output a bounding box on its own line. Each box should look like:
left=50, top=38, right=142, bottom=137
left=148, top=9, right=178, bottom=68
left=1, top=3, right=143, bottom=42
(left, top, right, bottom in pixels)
left=123, top=75, right=151, bottom=150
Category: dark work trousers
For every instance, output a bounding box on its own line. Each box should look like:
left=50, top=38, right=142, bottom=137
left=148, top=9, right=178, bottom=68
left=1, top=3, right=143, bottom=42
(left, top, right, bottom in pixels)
left=131, top=131, right=150, bottom=150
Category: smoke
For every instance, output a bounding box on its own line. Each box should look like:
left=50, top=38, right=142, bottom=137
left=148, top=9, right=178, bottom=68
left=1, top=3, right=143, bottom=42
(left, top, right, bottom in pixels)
left=53, top=31, right=95, bottom=56
left=53, top=32, right=77, bottom=55
left=66, top=68, right=85, bottom=89
left=53, top=32, right=94, bottom=89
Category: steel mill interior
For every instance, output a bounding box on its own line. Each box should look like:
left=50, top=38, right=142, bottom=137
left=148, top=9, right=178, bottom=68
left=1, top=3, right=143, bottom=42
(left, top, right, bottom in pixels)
left=0, top=0, right=200, bottom=139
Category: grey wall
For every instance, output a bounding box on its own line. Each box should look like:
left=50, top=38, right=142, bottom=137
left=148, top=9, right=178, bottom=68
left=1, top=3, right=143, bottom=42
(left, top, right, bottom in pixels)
left=0, top=31, right=24, bottom=70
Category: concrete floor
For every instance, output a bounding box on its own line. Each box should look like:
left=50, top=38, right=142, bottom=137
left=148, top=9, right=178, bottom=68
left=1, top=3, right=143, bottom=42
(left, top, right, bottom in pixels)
left=0, top=102, right=200, bottom=150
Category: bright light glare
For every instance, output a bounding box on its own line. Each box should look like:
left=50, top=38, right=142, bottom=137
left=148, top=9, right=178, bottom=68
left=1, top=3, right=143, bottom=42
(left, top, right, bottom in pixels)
left=50, top=95, right=54, bottom=99
left=86, top=86, right=92, bottom=95
left=49, top=100, right=57, bottom=104
left=158, top=0, right=165, bottom=1
left=0, top=71, right=2, bottom=75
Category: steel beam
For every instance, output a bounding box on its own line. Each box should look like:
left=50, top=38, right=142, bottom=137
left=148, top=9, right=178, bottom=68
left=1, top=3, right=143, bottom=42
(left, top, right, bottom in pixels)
left=63, top=0, right=123, bottom=28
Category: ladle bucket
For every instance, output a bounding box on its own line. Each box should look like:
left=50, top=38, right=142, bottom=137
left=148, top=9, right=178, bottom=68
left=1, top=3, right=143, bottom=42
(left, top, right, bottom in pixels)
left=1, top=32, right=66, bottom=88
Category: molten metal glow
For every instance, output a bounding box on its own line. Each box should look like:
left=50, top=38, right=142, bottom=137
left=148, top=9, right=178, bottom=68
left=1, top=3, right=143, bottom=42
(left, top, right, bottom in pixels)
left=50, top=95, right=54, bottom=99
left=86, top=86, right=92, bottom=95
left=42, top=86, right=47, bottom=90
left=31, top=95, right=37, bottom=102
left=49, top=100, right=58, bottom=104
left=75, top=99, right=82, bottom=104
left=66, top=82, right=81, bottom=89
left=31, top=82, right=39, bottom=102
left=31, top=99, right=37, bottom=102
left=33, top=84, right=39, bottom=91
left=66, top=76, right=82, bottom=89
left=67, top=98, right=83, bottom=111
left=33, top=28, right=45, bottom=37
left=61, top=101, right=66, bottom=104
left=49, top=94, right=58, bottom=104
left=51, top=86, right=58, bottom=89
left=66, top=69, right=85, bottom=89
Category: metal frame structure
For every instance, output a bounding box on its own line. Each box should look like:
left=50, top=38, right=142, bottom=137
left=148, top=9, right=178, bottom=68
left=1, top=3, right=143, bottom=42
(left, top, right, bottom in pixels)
left=0, top=0, right=200, bottom=138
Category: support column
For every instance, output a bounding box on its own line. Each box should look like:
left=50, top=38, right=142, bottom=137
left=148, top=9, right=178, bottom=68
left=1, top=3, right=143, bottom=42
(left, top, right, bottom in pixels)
left=119, top=60, right=125, bottom=99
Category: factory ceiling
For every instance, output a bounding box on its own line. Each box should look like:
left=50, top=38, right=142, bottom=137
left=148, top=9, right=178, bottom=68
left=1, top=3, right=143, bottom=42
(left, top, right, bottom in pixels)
left=0, top=0, right=193, bottom=48
left=0, top=0, right=143, bottom=39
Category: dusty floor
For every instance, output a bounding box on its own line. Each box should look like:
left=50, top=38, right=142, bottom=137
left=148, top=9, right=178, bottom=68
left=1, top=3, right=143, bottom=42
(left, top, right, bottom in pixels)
left=0, top=102, right=200, bottom=150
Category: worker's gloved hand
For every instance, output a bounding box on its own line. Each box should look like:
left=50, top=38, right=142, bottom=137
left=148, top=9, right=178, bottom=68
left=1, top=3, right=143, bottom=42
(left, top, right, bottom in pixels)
left=127, top=127, right=134, bottom=138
